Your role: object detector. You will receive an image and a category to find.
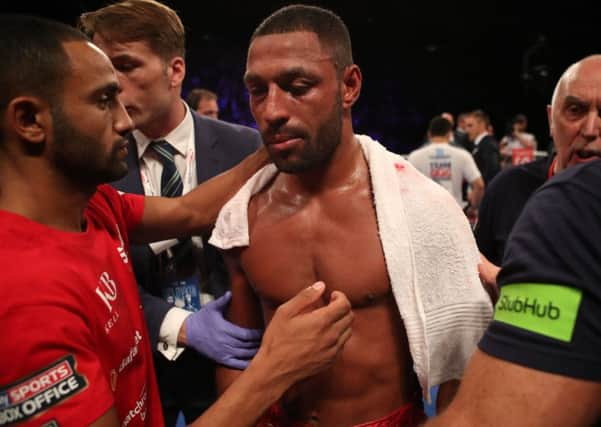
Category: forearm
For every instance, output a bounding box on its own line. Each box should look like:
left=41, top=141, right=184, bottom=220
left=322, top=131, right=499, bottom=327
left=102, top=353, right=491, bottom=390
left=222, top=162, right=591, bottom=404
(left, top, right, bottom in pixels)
left=191, top=352, right=287, bottom=427
left=131, top=147, right=269, bottom=243
left=468, top=186, right=484, bottom=208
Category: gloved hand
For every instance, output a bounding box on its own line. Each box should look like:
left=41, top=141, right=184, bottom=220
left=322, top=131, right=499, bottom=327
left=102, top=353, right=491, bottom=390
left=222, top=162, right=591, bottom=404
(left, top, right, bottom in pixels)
left=184, top=291, right=263, bottom=369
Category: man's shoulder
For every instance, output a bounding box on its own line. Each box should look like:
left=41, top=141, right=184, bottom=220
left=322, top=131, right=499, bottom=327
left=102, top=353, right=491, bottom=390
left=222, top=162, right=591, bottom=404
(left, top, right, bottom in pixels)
left=511, top=162, right=601, bottom=242
left=528, top=160, right=601, bottom=218
left=407, top=144, right=430, bottom=160
left=87, top=185, right=123, bottom=219
left=193, top=113, right=261, bottom=146
left=481, top=135, right=499, bottom=148
left=446, top=143, right=473, bottom=158
left=542, top=159, right=601, bottom=190
left=487, top=158, right=547, bottom=193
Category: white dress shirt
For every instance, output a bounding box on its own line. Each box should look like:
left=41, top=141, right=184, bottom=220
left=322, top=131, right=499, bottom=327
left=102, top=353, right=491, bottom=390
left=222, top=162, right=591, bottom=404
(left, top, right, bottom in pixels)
left=133, top=103, right=198, bottom=360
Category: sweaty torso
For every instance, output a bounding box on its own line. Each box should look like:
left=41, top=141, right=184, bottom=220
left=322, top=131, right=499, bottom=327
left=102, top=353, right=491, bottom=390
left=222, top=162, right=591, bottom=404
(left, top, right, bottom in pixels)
left=239, top=161, right=418, bottom=426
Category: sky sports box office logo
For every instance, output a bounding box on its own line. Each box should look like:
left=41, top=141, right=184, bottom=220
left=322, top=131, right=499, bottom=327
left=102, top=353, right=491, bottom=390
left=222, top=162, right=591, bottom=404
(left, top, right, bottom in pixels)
left=0, top=355, right=87, bottom=425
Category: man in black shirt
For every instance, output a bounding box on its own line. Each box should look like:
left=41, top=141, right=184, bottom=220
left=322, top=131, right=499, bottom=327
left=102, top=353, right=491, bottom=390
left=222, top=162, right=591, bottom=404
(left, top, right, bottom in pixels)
left=429, top=160, right=601, bottom=426
left=428, top=56, right=601, bottom=426
left=477, top=55, right=601, bottom=299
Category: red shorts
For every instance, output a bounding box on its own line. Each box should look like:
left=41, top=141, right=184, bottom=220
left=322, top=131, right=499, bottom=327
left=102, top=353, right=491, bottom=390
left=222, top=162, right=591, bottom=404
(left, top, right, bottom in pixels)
left=256, top=400, right=426, bottom=427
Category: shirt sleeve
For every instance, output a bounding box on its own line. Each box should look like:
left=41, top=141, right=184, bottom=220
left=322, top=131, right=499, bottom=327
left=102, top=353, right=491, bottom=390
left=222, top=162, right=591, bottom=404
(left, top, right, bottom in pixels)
left=118, top=192, right=145, bottom=233
left=157, top=307, right=192, bottom=360
left=95, top=184, right=145, bottom=234
left=479, top=175, right=601, bottom=381
left=0, top=305, right=114, bottom=425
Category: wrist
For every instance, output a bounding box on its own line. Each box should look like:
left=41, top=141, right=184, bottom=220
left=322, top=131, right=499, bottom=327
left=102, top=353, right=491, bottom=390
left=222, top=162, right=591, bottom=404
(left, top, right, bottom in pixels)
left=244, top=350, right=289, bottom=401
left=178, top=318, right=188, bottom=346
left=249, top=146, right=270, bottom=170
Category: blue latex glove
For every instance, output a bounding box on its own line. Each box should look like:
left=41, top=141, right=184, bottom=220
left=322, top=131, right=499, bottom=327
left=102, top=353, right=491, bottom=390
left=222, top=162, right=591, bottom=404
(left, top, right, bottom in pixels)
left=184, top=291, right=263, bottom=369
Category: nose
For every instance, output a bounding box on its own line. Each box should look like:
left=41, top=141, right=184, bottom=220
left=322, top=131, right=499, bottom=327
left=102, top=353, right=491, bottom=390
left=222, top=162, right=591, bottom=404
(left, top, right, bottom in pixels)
left=114, top=99, right=134, bottom=135
left=263, top=85, right=289, bottom=129
left=581, top=109, right=601, bottom=141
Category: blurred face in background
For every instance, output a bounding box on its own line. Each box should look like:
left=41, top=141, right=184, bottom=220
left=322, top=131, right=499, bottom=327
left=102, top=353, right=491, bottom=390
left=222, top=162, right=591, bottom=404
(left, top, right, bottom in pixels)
left=196, top=98, right=219, bottom=119
left=92, top=34, right=184, bottom=137
left=465, top=115, right=487, bottom=142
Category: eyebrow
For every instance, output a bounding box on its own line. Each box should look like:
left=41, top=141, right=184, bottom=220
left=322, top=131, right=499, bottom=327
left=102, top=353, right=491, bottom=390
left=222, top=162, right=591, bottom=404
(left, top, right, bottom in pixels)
left=108, top=53, right=141, bottom=63
left=244, top=66, right=319, bottom=85
left=563, top=95, right=585, bottom=105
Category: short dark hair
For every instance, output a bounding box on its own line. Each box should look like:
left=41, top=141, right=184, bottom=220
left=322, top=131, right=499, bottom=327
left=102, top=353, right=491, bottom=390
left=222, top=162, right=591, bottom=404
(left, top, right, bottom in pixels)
left=186, top=88, right=217, bottom=110
left=0, top=15, right=86, bottom=113
left=78, top=0, right=185, bottom=62
left=428, top=116, right=453, bottom=137
left=513, top=113, right=527, bottom=125
left=470, top=109, right=491, bottom=126
left=251, top=4, right=353, bottom=75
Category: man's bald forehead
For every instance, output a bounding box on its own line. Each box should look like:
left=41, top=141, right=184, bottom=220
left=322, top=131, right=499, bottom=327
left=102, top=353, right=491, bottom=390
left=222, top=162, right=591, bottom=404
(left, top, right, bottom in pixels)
left=552, top=55, right=601, bottom=107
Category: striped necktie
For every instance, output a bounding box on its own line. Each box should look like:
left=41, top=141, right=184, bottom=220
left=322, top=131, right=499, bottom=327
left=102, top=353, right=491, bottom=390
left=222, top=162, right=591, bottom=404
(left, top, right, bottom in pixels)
left=150, top=140, right=183, bottom=197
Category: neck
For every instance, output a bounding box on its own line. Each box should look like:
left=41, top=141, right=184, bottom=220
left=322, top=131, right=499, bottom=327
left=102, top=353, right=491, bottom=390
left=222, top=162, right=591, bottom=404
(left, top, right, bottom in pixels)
left=431, top=137, right=449, bottom=144
left=0, top=156, right=92, bottom=232
left=139, top=97, right=186, bottom=140
left=476, top=131, right=488, bottom=141
left=283, top=124, right=364, bottom=194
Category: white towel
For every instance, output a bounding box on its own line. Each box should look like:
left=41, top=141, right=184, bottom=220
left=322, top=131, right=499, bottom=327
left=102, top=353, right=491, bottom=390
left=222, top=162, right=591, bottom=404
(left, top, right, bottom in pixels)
left=210, top=134, right=493, bottom=401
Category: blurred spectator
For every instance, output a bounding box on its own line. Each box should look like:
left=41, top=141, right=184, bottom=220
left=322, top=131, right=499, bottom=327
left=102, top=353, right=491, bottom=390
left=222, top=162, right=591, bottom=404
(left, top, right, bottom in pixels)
left=465, top=109, right=501, bottom=185
left=409, top=116, right=484, bottom=209
left=442, top=111, right=472, bottom=152
left=499, top=113, right=538, bottom=166
left=187, top=88, right=220, bottom=119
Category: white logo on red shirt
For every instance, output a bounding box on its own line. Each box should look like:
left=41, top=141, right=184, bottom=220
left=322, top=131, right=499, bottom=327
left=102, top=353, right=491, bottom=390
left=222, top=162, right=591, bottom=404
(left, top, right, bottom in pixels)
left=96, top=272, right=118, bottom=312
left=115, top=224, right=129, bottom=264
left=118, top=331, right=143, bottom=373
left=121, top=383, right=147, bottom=426
left=96, top=272, right=121, bottom=334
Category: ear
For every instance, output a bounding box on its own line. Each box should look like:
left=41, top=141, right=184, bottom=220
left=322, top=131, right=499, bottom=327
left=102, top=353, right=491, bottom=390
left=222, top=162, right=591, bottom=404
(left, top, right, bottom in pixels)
left=167, top=56, right=186, bottom=89
left=6, top=96, right=50, bottom=145
left=340, top=64, right=362, bottom=109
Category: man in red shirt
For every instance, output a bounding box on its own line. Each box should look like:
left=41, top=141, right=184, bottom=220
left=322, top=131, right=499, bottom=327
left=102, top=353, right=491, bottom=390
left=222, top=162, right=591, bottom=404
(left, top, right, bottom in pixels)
left=0, top=15, right=353, bottom=427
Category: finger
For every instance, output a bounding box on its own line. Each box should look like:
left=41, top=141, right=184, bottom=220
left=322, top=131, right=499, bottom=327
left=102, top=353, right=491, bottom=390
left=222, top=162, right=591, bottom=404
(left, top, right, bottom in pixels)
left=225, top=324, right=264, bottom=341
left=227, top=336, right=263, bottom=349
left=321, top=309, right=353, bottom=348
left=221, top=358, right=250, bottom=370
left=336, top=326, right=353, bottom=350
left=209, top=291, right=232, bottom=310
left=229, top=347, right=259, bottom=359
left=312, top=290, right=352, bottom=323
left=332, top=307, right=354, bottom=333
left=278, top=281, right=326, bottom=317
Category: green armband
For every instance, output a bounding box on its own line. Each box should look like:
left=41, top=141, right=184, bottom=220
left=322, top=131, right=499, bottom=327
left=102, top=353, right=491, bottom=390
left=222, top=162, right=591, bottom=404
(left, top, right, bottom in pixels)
left=494, top=283, right=582, bottom=342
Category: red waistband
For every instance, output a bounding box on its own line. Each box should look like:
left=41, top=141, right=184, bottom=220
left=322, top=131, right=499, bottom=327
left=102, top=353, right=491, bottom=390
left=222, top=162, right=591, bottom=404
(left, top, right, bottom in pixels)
left=257, top=400, right=426, bottom=427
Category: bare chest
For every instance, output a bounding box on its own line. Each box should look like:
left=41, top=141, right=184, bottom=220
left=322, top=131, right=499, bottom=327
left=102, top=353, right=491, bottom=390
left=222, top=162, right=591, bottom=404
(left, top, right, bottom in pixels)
left=240, top=186, right=390, bottom=308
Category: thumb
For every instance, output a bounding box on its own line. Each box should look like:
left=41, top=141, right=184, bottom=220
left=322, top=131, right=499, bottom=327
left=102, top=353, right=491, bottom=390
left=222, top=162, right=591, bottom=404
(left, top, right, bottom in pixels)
left=210, top=291, right=232, bottom=310
left=280, top=282, right=326, bottom=316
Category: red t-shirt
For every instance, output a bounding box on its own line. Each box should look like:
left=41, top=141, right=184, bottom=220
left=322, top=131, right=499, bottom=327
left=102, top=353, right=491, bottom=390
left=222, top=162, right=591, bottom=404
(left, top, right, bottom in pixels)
left=0, top=185, right=162, bottom=426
